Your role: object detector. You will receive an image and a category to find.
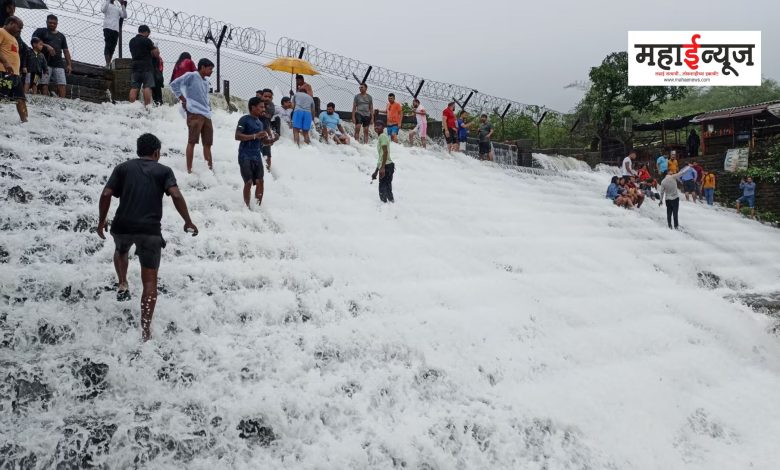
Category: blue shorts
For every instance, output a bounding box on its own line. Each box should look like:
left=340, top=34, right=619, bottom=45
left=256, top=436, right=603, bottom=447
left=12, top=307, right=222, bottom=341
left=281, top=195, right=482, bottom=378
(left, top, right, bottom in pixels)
left=386, top=125, right=399, bottom=136
left=737, top=195, right=755, bottom=208
left=292, top=109, right=312, bottom=131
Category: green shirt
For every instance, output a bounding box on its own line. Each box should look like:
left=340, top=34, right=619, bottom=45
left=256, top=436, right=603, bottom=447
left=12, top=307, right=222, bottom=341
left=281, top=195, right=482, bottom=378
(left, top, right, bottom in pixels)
left=377, top=133, right=392, bottom=167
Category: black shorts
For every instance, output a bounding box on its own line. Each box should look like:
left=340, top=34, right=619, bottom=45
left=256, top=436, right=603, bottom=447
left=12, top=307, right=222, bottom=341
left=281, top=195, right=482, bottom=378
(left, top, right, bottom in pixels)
left=445, top=128, right=458, bottom=144
left=130, top=70, right=155, bottom=89
left=112, top=233, right=165, bottom=270
left=479, top=141, right=491, bottom=154
left=240, top=159, right=264, bottom=183
left=0, top=73, right=24, bottom=100
left=683, top=180, right=696, bottom=193
left=355, top=114, right=371, bottom=127
left=262, top=145, right=271, bottom=158
left=103, top=28, right=119, bottom=57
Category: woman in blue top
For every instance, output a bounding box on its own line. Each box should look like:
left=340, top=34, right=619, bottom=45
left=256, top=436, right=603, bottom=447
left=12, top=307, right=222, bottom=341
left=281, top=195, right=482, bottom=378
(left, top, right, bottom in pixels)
left=607, top=176, right=632, bottom=208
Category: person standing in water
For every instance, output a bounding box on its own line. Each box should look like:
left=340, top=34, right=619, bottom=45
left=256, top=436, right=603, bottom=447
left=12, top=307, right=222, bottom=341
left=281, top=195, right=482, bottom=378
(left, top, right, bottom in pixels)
left=409, top=98, right=427, bottom=148
left=352, top=83, right=373, bottom=144
left=235, top=97, right=271, bottom=208
left=658, top=170, right=683, bottom=229
left=373, top=120, right=394, bottom=203
left=98, top=133, right=198, bottom=342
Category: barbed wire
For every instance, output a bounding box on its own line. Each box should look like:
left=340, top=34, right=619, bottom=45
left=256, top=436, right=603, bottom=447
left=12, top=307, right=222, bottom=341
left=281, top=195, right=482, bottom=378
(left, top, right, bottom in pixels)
left=40, top=0, right=557, bottom=119
left=44, top=0, right=267, bottom=54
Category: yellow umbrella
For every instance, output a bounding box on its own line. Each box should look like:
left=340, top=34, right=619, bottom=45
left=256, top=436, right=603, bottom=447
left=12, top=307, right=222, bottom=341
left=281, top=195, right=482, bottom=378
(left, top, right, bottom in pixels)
left=265, top=57, right=319, bottom=97
left=265, top=57, right=319, bottom=76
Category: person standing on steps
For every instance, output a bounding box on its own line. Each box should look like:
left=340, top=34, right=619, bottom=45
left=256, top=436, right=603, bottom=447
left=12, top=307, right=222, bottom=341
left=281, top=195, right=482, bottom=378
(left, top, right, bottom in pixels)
left=150, top=46, right=164, bottom=106
left=32, top=14, right=71, bottom=98
left=442, top=102, right=458, bottom=153
left=687, top=129, right=700, bottom=158
left=291, top=86, right=314, bottom=146
left=702, top=170, right=716, bottom=206
left=101, top=0, right=127, bottom=67
left=258, top=89, right=279, bottom=170
left=373, top=120, right=394, bottom=203
left=736, top=176, right=756, bottom=218
left=385, top=93, right=402, bottom=143
left=352, top=83, right=373, bottom=144
left=0, top=16, right=27, bottom=122
left=679, top=163, right=698, bottom=203
left=457, top=111, right=469, bottom=152
left=478, top=114, right=494, bottom=161
left=170, top=52, right=196, bottom=82
left=656, top=153, right=668, bottom=178
left=658, top=170, right=683, bottom=229
left=97, top=133, right=198, bottom=342
left=622, top=150, right=638, bottom=178
left=170, top=58, right=215, bottom=173
left=409, top=98, right=427, bottom=148
left=235, top=97, right=271, bottom=208
left=128, top=25, right=154, bottom=107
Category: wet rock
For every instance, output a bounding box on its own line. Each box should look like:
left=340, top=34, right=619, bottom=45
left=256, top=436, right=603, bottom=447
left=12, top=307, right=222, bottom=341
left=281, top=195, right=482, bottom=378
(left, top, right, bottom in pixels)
left=156, top=364, right=195, bottom=386
left=697, top=271, right=721, bottom=289
left=732, top=293, right=780, bottom=317
left=341, top=381, right=362, bottom=398
left=74, top=359, right=110, bottom=400
left=12, top=376, right=51, bottom=412
left=38, top=320, right=74, bottom=345
left=60, top=286, right=86, bottom=304
left=313, top=348, right=341, bottom=367
left=39, top=189, right=67, bottom=206
left=56, top=220, right=72, bottom=231
left=0, top=163, right=21, bottom=179
left=7, top=186, right=33, bottom=204
left=73, top=216, right=93, bottom=233
left=0, top=443, right=38, bottom=470
left=53, top=417, right=118, bottom=469
left=417, top=368, right=443, bottom=384
left=237, top=418, right=276, bottom=446
left=0, top=245, right=8, bottom=263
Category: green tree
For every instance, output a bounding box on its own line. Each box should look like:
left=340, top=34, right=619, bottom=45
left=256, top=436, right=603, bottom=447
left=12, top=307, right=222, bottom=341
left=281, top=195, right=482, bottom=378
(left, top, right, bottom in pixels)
left=578, top=52, right=687, bottom=158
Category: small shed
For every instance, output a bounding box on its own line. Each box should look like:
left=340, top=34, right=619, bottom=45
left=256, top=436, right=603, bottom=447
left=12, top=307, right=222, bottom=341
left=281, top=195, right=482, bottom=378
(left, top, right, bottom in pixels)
left=691, top=101, right=780, bottom=156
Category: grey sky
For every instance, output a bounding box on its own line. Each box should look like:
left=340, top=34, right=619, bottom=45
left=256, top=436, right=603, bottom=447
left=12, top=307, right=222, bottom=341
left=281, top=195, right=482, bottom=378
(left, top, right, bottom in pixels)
left=157, top=0, right=777, bottom=113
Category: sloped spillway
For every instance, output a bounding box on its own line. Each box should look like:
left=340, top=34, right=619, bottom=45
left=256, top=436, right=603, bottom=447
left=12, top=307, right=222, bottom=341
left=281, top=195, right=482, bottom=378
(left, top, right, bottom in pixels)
left=2, top=98, right=780, bottom=469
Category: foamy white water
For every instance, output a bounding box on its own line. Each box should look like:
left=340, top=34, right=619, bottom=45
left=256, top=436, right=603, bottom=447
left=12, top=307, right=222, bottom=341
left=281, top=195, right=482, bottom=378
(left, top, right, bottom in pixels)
left=2, top=98, right=780, bottom=469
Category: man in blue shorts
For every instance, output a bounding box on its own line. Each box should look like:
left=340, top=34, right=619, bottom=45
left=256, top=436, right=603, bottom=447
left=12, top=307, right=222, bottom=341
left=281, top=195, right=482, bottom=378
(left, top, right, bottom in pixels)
left=385, top=93, right=402, bottom=143
left=235, top=97, right=271, bottom=208
left=292, top=87, right=314, bottom=146
left=736, top=177, right=756, bottom=218
left=319, top=102, right=350, bottom=144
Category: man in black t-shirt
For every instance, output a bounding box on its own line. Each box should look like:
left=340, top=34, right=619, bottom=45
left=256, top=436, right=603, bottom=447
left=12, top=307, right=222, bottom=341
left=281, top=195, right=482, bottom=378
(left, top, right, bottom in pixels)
left=32, top=14, right=71, bottom=98
left=128, top=25, right=155, bottom=107
left=98, top=133, right=198, bottom=342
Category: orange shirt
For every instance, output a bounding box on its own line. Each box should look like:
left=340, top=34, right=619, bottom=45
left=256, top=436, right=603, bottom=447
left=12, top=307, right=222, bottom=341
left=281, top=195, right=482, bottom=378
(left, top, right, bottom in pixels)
left=702, top=173, right=716, bottom=189
left=387, top=102, right=402, bottom=126
left=0, top=28, right=20, bottom=75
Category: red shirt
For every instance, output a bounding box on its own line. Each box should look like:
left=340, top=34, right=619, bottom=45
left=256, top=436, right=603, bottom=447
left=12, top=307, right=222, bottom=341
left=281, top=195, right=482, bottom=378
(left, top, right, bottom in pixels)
left=171, top=58, right=196, bottom=82
left=443, top=107, right=456, bottom=129
left=637, top=168, right=651, bottom=181
left=692, top=164, right=704, bottom=182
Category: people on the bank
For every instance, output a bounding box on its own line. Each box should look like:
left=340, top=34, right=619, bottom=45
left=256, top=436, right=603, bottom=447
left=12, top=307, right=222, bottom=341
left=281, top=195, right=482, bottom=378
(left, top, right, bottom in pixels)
left=319, top=102, right=350, bottom=144
left=668, top=151, right=679, bottom=174
left=692, top=160, right=704, bottom=201
left=97, top=133, right=198, bottom=342
left=656, top=153, right=668, bottom=178
left=170, top=52, right=196, bottom=82
left=170, top=58, right=215, bottom=173
left=352, top=83, right=373, bottom=144
left=374, top=120, right=394, bottom=203
left=257, top=89, right=279, bottom=166
left=687, top=129, right=700, bottom=158
left=606, top=176, right=632, bottom=208
left=1, top=15, right=26, bottom=122
left=292, top=86, right=315, bottom=146
left=702, top=170, right=716, bottom=206
left=659, top=170, right=682, bottom=229
left=409, top=98, right=427, bottom=148
left=478, top=114, right=493, bottom=161
left=736, top=177, right=756, bottom=218
left=278, top=96, right=293, bottom=129
left=26, top=36, right=47, bottom=95
left=679, top=164, right=698, bottom=203
left=442, top=102, right=458, bottom=153
left=622, top=150, right=637, bottom=178
left=128, top=25, right=154, bottom=107
left=150, top=46, right=164, bottom=106
left=637, top=163, right=651, bottom=182
left=32, top=14, right=71, bottom=98
left=101, top=0, right=127, bottom=67
left=385, top=93, right=402, bottom=143
left=235, top=97, right=271, bottom=208
left=457, top=111, right=469, bottom=152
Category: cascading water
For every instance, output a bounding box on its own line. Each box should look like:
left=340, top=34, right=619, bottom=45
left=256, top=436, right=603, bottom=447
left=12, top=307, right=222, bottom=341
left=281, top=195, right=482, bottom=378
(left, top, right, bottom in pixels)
left=2, top=98, right=780, bottom=469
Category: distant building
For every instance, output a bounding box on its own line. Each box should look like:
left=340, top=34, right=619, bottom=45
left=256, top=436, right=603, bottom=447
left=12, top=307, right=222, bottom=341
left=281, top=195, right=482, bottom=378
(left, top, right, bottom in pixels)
left=691, top=100, right=780, bottom=156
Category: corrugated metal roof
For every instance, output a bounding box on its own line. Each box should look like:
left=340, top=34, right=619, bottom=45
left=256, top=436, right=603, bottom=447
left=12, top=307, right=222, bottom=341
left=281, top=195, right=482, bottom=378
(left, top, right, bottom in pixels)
left=691, top=100, right=780, bottom=123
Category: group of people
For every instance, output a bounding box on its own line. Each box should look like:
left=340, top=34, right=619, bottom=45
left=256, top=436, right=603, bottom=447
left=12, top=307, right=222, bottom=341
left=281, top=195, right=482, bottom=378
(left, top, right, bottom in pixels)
left=1, top=5, right=74, bottom=122
left=607, top=149, right=758, bottom=229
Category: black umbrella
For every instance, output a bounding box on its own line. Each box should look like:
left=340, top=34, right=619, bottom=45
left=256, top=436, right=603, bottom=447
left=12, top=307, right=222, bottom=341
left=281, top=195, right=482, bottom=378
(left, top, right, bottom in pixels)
left=14, top=0, right=48, bottom=9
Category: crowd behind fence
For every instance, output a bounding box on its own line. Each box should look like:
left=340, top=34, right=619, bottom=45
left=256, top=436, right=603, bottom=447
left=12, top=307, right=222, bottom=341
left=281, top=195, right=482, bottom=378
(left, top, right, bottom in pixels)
left=16, top=1, right=559, bottom=123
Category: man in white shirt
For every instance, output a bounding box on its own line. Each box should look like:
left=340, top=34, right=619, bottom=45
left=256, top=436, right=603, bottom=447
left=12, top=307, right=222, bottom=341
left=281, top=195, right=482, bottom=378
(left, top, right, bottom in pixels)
left=101, top=0, right=127, bottom=67
left=622, top=150, right=637, bottom=178
left=408, top=98, right=428, bottom=148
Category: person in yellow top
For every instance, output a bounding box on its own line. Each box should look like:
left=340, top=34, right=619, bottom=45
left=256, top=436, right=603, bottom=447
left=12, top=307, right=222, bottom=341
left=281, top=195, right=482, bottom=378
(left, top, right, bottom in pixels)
left=702, top=170, right=716, bottom=206
left=667, top=152, right=679, bottom=174
left=0, top=16, right=27, bottom=122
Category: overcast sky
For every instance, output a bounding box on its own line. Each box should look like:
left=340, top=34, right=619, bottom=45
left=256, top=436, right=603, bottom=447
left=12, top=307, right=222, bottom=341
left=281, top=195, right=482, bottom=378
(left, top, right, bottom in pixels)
left=157, top=0, right=777, bottom=113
